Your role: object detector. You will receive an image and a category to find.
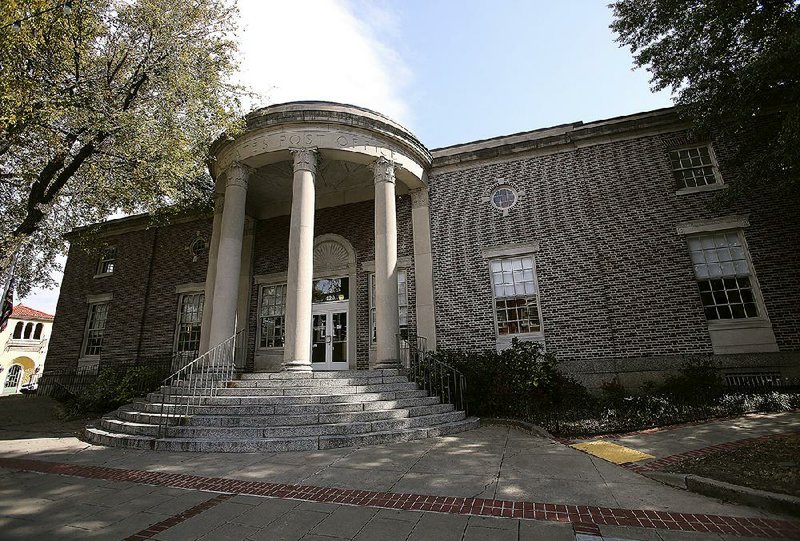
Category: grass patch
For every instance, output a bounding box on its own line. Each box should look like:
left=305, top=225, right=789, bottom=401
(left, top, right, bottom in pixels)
left=663, top=433, right=800, bottom=497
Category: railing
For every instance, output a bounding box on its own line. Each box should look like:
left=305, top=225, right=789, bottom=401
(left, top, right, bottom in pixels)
left=398, top=334, right=468, bottom=415
left=157, top=330, right=244, bottom=438
left=39, top=352, right=187, bottom=401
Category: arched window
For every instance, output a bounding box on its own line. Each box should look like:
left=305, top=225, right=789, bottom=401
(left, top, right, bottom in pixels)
left=34, top=323, right=43, bottom=339
left=4, top=365, right=22, bottom=390
left=12, top=322, right=23, bottom=339
left=23, top=322, right=33, bottom=339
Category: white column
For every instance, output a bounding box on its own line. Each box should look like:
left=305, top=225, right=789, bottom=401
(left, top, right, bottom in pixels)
left=200, top=192, right=224, bottom=353
left=208, top=162, right=249, bottom=348
left=410, top=188, right=437, bottom=349
left=373, top=156, right=400, bottom=368
left=283, top=148, right=317, bottom=371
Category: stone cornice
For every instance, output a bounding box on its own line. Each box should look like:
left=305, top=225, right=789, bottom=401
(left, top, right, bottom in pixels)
left=430, top=107, right=686, bottom=170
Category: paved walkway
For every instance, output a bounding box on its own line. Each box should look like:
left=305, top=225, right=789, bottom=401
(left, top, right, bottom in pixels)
left=1, top=399, right=799, bottom=540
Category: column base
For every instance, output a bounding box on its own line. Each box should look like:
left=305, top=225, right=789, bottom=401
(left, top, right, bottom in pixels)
left=283, top=361, right=312, bottom=372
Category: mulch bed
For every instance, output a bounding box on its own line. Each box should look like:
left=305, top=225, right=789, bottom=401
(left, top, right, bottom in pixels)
left=663, top=433, right=800, bottom=497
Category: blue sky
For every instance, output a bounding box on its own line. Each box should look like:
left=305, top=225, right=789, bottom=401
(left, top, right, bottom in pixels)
left=21, top=0, right=672, bottom=313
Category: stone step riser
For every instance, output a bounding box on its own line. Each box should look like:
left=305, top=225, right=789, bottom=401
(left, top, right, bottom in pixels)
left=84, top=418, right=480, bottom=453
left=117, top=406, right=434, bottom=427
left=146, top=389, right=429, bottom=405
left=216, top=382, right=419, bottom=396
left=130, top=395, right=443, bottom=416
left=227, top=375, right=410, bottom=388
left=238, top=369, right=401, bottom=380
left=102, top=411, right=466, bottom=439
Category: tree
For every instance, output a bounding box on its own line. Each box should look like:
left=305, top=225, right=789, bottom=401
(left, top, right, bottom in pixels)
left=611, top=0, right=800, bottom=202
left=0, top=0, right=244, bottom=296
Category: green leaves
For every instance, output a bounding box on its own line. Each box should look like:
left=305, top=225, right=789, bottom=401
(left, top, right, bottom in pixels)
left=1, top=0, right=245, bottom=292
left=611, top=0, right=800, bottom=201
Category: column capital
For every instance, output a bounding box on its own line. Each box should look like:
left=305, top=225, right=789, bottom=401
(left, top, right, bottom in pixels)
left=410, top=187, right=429, bottom=208
left=290, top=147, right=318, bottom=173
left=225, top=161, right=251, bottom=189
left=371, top=156, right=397, bottom=185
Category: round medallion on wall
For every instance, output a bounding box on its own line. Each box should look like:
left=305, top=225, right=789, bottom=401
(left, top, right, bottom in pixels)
left=481, top=179, right=525, bottom=216
left=190, top=237, right=207, bottom=261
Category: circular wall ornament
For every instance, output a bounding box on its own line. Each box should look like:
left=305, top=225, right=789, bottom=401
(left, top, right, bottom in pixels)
left=190, top=237, right=207, bottom=261
left=491, top=185, right=517, bottom=210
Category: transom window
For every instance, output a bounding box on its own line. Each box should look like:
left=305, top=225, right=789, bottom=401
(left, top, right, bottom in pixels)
left=312, top=277, right=349, bottom=303
left=97, top=247, right=117, bottom=274
left=369, top=270, right=409, bottom=343
left=490, top=256, right=542, bottom=335
left=175, top=293, right=204, bottom=354
left=83, top=302, right=109, bottom=356
left=688, top=231, right=759, bottom=320
left=669, top=146, right=721, bottom=189
left=259, top=284, right=287, bottom=348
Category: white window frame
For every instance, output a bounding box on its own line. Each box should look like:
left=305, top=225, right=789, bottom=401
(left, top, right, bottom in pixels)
left=679, top=223, right=778, bottom=354
left=173, top=292, right=204, bottom=355
left=82, top=302, right=109, bottom=358
left=670, top=144, right=726, bottom=195
left=257, top=283, right=287, bottom=350
left=369, top=269, right=409, bottom=345
left=95, top=246, right=117, bottom=277
left=489, top=254, right=544, bottom=340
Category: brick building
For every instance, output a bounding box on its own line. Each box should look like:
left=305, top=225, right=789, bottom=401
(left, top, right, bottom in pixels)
left=46, top=102, right=800, bottom=387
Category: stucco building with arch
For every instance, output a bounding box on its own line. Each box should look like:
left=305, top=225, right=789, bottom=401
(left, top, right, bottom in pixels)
left=1, top=305, right=53, bottom=394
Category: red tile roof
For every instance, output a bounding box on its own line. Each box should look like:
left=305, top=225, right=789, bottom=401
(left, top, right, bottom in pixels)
left=11, top=304, right=54, bottom=321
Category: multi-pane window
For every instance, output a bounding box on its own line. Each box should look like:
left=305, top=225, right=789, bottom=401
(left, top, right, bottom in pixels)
left=259, top=284, right=287, bottom=348
left=175, top=293, right=204, bottom=353
left=97, top=247, right=117, bottom=274
left=369, top=270, right=409, bottom=343
left=669, top=146, right=720, bottom=189
left=688, top=231, right=759, bottom=320
left=83, top=302, right=109, bottom=356
left=490, top=256, right=541, bottom=335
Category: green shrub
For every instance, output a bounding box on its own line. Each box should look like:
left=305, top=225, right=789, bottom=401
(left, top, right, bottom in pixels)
left=63, top=363, right=168, bottom=417
left=428, top=338, right=594, bottom=419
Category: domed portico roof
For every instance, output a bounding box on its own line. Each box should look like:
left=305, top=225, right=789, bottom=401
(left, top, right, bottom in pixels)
left=210, top=102, right=432, bottom=216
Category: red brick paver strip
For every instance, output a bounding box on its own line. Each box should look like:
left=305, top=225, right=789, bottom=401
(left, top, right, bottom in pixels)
left=1, top=457, right=798, bottom=539
left=122, top=493, right=233, bottom=540
left=622, top=431, right=800, bottom=473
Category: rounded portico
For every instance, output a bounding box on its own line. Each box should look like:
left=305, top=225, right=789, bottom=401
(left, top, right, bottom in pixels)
left=200, top=102, right=435, bottom=372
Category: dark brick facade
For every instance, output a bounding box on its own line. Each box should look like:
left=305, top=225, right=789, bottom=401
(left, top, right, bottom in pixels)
left=46, top=109, right=800, bottom=384
left=429, top=128, right=800, bottom=381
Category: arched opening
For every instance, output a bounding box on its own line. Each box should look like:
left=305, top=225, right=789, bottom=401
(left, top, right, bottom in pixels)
left=3, top=365, right=22, bottom=393
left=23, top=322, right=33, bottom=339
left=33, top=323, right=43, bottom=339
left=12, top=321, right=22, bottom=339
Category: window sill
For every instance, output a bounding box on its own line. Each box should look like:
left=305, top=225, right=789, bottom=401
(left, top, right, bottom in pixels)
left=675, top=184, right=727, bottom=196
left=707, top=317, right=772, bottom=331
left=77, top=356, right=101, bottom=368
left=93, top=272, right=114, bottom=279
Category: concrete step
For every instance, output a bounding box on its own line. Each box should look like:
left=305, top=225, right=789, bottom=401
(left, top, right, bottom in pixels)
left=227, top=375, right=410, bottom=388
left=117, top=403, right=455, bottom=427
left=238, top=369, right=401, bottom=380
left=84, top=417, right=480, bottom=453
left=147, top=389, right=429, bottom=405
left=215, top=382, right=419, bottom=396
left=131, top=395, right=443, bottom=416
left=102, top=411, right=466, bottom=439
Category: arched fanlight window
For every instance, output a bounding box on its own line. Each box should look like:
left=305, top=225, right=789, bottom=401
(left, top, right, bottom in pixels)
left=23, top=322, right=33, bottom=339
left=34, top=323, right=43, bottom=339
left=12, top=322, right=23, bottom=339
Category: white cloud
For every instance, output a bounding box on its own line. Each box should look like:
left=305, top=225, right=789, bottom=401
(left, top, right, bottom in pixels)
left=236, top=0, right=412, bottom=126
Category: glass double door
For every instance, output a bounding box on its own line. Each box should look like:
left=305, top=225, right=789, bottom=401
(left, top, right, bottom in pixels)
left=311, top=302, right=348, bottom=370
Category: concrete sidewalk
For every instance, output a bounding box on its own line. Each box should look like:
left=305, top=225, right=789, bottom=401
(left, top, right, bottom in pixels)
left=1, top=400, right=799, bottom=540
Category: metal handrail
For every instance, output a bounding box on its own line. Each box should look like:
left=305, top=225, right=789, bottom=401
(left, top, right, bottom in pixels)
left=157, top=330, right=244, bottom=437
left=398, top=334, right=468, bottom=415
